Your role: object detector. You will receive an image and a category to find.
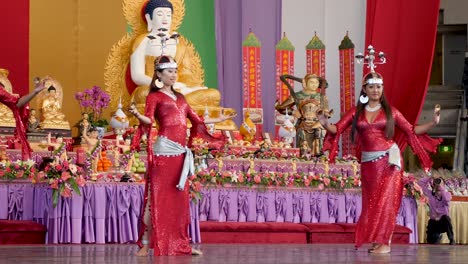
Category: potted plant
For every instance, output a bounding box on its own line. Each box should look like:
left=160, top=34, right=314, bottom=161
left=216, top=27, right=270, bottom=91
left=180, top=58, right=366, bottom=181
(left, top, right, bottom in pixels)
left=75, top=86, right=111, bottom=138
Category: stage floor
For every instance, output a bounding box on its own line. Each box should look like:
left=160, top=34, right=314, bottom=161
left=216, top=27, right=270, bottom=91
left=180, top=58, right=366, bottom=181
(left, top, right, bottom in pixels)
left=0, top=244, right=466, bottom=264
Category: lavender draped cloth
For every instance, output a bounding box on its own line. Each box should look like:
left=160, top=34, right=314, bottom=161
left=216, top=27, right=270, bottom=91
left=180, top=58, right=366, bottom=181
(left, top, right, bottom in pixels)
left=0, top=182, right=419, bottom=243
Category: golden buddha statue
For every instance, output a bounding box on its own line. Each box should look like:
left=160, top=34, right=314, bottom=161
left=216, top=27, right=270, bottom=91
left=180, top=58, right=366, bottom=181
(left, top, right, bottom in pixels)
left=36, top=77, right=70, bottom=130
left=104, top=0, right=236, bottom=130
left=0, top=69, right=18, bottom=127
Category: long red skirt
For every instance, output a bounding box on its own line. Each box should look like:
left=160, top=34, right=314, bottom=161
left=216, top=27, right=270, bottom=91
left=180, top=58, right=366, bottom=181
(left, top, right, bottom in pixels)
left=355, top=155, right=403, bottom=247
left=145, top=154, right=192, bottom=256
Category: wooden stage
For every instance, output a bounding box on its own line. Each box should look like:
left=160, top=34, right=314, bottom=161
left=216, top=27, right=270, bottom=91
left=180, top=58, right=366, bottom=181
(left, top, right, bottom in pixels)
left=0, top=244, right=465, bottom=264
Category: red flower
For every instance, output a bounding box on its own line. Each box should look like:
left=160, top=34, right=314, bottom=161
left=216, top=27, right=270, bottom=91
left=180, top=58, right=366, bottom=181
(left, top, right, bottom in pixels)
left=55, top=165, right=63, bottom=171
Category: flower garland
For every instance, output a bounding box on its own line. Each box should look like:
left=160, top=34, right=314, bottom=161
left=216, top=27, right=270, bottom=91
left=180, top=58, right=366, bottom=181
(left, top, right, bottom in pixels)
left=189, top=169, right=362, bottom=201
left=84, top=140, right=102, bottom=178
left=119, top=150, right=133, bottom=172
left=0, top=160, right=36, bottom=181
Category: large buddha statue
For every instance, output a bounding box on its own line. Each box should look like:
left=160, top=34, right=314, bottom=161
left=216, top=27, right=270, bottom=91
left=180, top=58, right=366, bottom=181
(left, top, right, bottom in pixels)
left=0, top=69, right=17, bottom=127
left=37, top=77, right=70, bottom=130
left=105, top=0, right=236, bottom=130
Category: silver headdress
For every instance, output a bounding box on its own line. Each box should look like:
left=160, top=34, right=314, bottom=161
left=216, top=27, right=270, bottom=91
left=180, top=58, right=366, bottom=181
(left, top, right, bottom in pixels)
left=356, top=45, right=386, bottom=85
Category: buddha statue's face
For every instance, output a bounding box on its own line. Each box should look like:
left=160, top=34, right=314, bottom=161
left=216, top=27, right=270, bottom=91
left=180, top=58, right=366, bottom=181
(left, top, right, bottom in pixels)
left=83, top=113, right=89, bottom=120
left=125, top=139, right=131, bottom=145
left=48, top=89, right=58, bottom=99
left=57, top=137, right=63, bottom=144
left=147, top=7, right=172, bottom=32
left=30, top=110, right=36, bottom=116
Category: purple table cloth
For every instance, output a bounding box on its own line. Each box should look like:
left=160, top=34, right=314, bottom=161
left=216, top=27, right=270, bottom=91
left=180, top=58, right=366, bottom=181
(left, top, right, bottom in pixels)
left=196, top=186, right=418, bottom=243
left=0, top=182, right=418, bottom=244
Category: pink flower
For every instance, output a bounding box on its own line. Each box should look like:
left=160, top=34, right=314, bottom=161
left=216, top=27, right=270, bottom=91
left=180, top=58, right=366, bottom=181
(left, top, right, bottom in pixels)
left=238, top=174, right=244, bottom=183
left=318, top=183, right=325, bottom=190
left=0, top=170, right=4, bottom=177
left=61, top=187, right=72, bottom=198
left=50, top=179, right=59, bottom=189
left=16, top=170, right=24, bottom=178
left=37, top=171, right=45, bottom=180
left=254, top=175, right=261, bottom=184
left=75, top=176, right=86, bottom=187
left=61, top=171, right=71, bottom=181
left=323, top=178, right=330, bottom=186
left=304, top=178, right=311, bottom=187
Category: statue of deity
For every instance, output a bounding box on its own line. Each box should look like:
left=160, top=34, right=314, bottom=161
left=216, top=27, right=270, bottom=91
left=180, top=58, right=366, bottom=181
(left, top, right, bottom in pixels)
left=27, top=108, right=41, bottom=132
left=275, top=74, right=332, bottom=156
left=105, top=0, right=236, bottom=130
left=0, top=69, right=18, bottom=127
left=81, top=124, right=101, bottom=176
left=37, top=77, right=70, bottom=130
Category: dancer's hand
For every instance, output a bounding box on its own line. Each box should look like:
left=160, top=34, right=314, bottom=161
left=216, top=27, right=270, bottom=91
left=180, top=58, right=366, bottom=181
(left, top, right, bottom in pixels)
left=128, top=103, right=140, bottom=117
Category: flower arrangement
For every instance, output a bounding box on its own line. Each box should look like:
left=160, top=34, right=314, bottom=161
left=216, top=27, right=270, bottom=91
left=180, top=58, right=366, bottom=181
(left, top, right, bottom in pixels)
left=75, top=85, right=111, bottom=127
left=189, top=169, right=362, bottom=200
left=402, top=172, right=427, bottom=203
left=0, top=160, right=36, bottom=181
left=37, top=156, right=86, bottom=206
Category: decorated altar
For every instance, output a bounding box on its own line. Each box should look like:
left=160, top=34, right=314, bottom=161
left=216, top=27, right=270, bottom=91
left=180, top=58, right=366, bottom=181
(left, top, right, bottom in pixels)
left=0, top=180, right=420, bottom=244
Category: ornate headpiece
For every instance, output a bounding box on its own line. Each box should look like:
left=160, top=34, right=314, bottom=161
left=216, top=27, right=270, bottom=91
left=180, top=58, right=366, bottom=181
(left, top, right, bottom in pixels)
left=356, top=45, right=386, bottom=86
left=155, top=55, right=178, bottom=70
left=363, top=74, right=384, bottom=85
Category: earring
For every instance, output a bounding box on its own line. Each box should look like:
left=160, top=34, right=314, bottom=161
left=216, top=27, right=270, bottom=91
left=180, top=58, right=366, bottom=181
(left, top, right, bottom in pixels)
left=359, top=94, right=369, bottom=104
left=155, top=78, right=163, bottom=88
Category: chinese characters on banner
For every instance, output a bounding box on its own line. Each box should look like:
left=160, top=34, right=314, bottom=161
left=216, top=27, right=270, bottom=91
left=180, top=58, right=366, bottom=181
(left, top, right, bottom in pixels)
left=339, top=33, right=356, bottom=156
left=242, top=31, right=263, bottom=140
left=274, top=33, right=295, bottom=138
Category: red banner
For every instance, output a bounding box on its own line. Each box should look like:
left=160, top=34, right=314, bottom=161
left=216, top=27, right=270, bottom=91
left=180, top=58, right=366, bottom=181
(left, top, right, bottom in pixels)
left=274, top=48, right=294, bottom=138
left=339, top=35, right=356, bottom=156
left=306, top=49, right=325, bottom=78
left=242, top=32, right=263, bottom=138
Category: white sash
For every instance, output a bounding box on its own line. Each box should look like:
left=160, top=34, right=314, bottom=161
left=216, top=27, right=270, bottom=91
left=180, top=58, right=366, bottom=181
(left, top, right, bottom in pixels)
left=153, top=136, right=194, bottom=190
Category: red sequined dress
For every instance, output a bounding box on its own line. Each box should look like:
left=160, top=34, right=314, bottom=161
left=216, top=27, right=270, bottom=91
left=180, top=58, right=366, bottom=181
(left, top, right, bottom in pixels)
left=0, top=87, right=31, bottom=160
left=134, top=91, right=225, bottom=255
left=324, top=106, right=436, bottom=247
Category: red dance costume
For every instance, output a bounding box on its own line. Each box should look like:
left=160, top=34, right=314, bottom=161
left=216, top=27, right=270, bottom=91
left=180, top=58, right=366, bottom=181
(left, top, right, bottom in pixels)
left=0, top=87, right=31, bottom=160
left=324, top=107, right=434, bottom=247
left=136, top=91, right=224, bottom=255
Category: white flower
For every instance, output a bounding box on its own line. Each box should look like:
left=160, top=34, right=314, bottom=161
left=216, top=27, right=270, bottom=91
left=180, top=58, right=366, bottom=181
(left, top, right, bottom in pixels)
left=69, top=164, right=78, bottom=174
left=231, top=172, right=239, bottom=183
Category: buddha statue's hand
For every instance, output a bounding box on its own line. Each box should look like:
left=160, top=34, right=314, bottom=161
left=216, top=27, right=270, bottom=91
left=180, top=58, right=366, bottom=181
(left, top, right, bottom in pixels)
left=220, top=109, right=237, bottom=121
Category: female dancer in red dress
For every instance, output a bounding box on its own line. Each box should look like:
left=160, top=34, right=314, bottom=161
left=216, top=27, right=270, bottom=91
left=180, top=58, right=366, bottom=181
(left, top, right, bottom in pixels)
left=0, top=78, right=46, bottom=160
left=319, top=71, right=439, bottom=254
left=129, top=55, right=232, bottom=256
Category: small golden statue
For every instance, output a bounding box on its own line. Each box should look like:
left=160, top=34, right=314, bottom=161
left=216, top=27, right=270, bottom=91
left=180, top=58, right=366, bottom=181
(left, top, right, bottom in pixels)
left=104, top=0, right=236, bottom=130
left=36, top=77, right=70, bottom=130
left=0, top=69, right=18, bottom=127
left=27, top=108, right=41, bottom=132
left=239, top=111, right=256, bottom=142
